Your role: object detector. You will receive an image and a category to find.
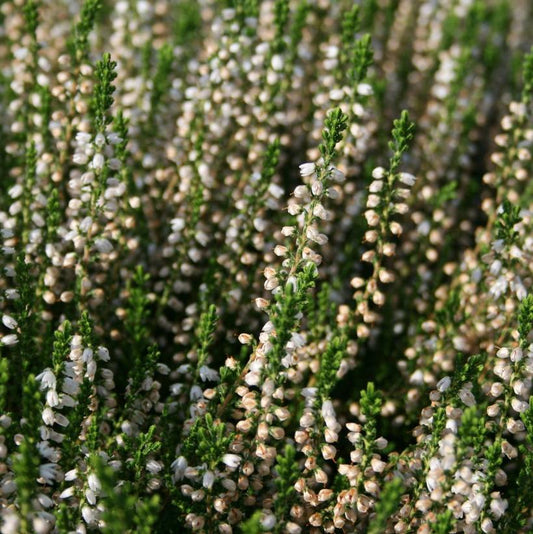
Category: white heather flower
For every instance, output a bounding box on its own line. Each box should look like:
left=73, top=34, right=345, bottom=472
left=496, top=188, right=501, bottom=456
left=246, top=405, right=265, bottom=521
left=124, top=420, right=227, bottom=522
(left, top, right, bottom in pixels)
left=91, top=153, right=105, bottom=170
left=42, top=407, right=55, bottom=425
left=60, top=486, right=76, bottom=499
left=490, top=495, right=508, bottom=519
left=281, top=226, right=295, bottom=236
left=1, top=512, right=20, bottom=534
left=398, top=172, right=416, bottom=186
left=369, top=180, right=384, bottom=193
left=255, top=298, right=269, bottom=309
left=511, top=398, right=528, bottom=413
left=458, top=387, right=476, bottom=407
left=274, top=245, right=288, bottom=257
left=326, top=187, right=339, bottom=199
left=2, top=315, right=17, bottom=329
left=372, top=167, right=386, bottom=179
left=170, top=218, right=185, bottom=231
left=46, top=390, right=59, bottom=407
left=81, top=505, right=98, bottom=525
left=311, top=180, right=323, bottom=196
left=364, top=210, right=379, bottom=226
left=222, top=454, right=241, bottom=468
left=202, top=470, right=215, bottom=489
left=301, top=388, right=318, bottom=399
left=261, top=513, right=276, bottom=530
left=64, top=469, right=78, bottom=481
left=39, top=463, right=59, bottom=484
left=97, top=346, right=110, bottom=361
left=264, top=278, right=279, bottom=291
left=36, top=369, right=57, bottom=389
left=87, top=473, right=101, bottom=493
left=147, top=460, right=163, bottom=474
left=496, top=347, right=509, bottom=359
left=268, top=183, right=284, bottom=199
left=321, top=444, right=336, bottom=460
left=437, top=376, right=451, bottom=392
left=490, top=259, right=502, bottom=275
left=329, top=166, right=345, bottom=182
left=306, top=226, right=328, bottom=245
left=199, top=366, right=219, bottom=382
left=73, top=153, right=89, bottom=165
left=366, top=194, right=380, bottom=208
left=94, top=238, right=113, bottom=254
left=371, top=458, right=386, bottom=473
left=76, top=132, right=91, bottom=144
left=238, top=333, right=253, bottom=345
left=293, top=185, right=309, bottom=198
left=190, top=385, right=203, bottom=400
left=510, top=347, right=523, bottom=362
left=37, top=493, right=54, bottom=508
left=299, top=162, right=316, bottom=177
left=313, top=203, right=328, bottom=219
left=271, top=54, right=283, bottom=71
left=491, top=239, right=505, bottom=253
left=1, top=334, right=18, bottom=346
left=171, top=457, right=187, bottom=480
left=300, top=412, right=315, bottom=427
left=85, top=489, right=97, bottom=505
left=357, top=82, right=373, bottom=96
left=287, top=202, right=301, bottom=215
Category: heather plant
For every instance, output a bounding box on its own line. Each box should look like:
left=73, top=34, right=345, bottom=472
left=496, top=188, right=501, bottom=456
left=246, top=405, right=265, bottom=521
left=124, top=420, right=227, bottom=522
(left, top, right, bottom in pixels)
left=2, top=1, right=533, bottom=533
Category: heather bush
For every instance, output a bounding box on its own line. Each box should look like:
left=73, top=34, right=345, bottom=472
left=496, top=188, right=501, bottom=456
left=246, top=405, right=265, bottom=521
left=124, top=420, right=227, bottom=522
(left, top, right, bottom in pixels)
left=1, top=1, right=533, bottom=532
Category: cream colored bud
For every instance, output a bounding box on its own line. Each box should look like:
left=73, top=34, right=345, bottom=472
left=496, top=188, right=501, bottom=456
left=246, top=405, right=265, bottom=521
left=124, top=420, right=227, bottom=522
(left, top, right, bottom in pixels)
left=238, top=333, right=253, bottom=345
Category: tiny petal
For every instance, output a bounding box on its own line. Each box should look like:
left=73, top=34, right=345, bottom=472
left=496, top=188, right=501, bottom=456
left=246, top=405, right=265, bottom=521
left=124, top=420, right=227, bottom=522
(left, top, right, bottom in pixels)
left=2, top=315, right=17, bottom=329
left=299, top=162, right=316, bottom=177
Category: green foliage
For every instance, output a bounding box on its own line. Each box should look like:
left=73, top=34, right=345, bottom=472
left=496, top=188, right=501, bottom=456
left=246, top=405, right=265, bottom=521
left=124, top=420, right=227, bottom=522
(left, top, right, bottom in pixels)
left=358, top=382, right=383, bottom=478
left=125, top=266, right=151, bottom=356
left=69, top=0, right=102, bottom=62
left=12, top=435, right=41, bottom=531
left=319, top=107, right=349, bottom=167
left=196, top=304, right=218, bottom=367
left=340, top=6, right=373, bottom=87
left=316, top=336, right=346, bottom=400
left=523, top=46, right=533, bottom=104
left=240, top=511, right=264, bottom=534
left=428, top=181, right=457, bottom=208
left=0, top=357, right=8, bottom=414
left=92, top=455, right=160, bottom=534
left=273, top=444, right=300, bottom=531
left=495, top=199, right=521, bottom=245
left=91, top=52, right=117, bottom=133
left=368, top=478, right=403, bottom=534
left=183, top=413, right=234, bottom=469
left=389, top=110, right=415, bottom=175
left=13, top=255, right=37, bottom=377
left=518, top=294, right=533, bottom=343
left=22, top=0, right=40, bottom=56
left=150, top=44, right=174, bottom=124
left=21, top=374, right=42, bottom=436
left=448, top=353, right=486, bottom=405
left=51, top=320, right=72, bottom=390
left=173, top=0, right=202, bottom=46
left=125, top=425, right=161, bottom=483
left=288, top=1, right=309, bottom=62
left=430, top=509, right=454, bottom=534
left=458, top=406, right=486, bottom=456
left=21, top=142, right=37, bottom=245
left=3, top=2, right=533, bottom=532
left=272, top=0, right=290, bottom=54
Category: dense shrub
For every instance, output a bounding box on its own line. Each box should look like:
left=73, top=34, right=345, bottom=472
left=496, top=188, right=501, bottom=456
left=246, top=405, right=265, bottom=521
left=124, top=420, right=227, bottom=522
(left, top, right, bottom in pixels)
left=1, top=0, right=533, bottom=532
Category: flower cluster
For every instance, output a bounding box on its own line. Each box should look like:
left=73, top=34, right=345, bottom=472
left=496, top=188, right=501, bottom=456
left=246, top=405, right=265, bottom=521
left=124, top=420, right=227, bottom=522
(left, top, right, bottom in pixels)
left=1, top=1, right=533, bottom=533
